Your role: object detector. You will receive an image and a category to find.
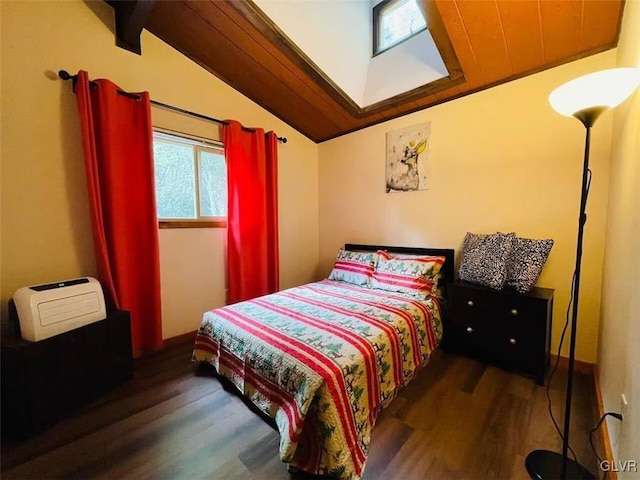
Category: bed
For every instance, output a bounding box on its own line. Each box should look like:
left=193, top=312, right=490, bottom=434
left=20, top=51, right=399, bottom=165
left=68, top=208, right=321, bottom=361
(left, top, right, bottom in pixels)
left=193, top=244, right=455, bottom=479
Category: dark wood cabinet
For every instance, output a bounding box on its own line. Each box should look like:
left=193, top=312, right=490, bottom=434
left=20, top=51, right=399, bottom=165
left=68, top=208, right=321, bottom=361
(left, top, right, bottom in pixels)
left=1, top=310, right=133, bottom=439
left=443, top=281, right=553, bottom=385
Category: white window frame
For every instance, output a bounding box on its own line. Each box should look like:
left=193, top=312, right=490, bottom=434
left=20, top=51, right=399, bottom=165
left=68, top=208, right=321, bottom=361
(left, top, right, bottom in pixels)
left=153, top=129, right=227, bottom=229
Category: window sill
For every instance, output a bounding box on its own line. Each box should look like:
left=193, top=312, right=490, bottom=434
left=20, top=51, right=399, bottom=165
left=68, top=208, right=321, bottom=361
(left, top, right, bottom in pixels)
left=159, top=220, right=227, bottom=229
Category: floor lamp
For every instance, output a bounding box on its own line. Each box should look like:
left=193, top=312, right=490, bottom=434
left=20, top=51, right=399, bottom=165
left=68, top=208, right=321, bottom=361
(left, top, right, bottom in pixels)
left=525, top=67, right=640, bottom=480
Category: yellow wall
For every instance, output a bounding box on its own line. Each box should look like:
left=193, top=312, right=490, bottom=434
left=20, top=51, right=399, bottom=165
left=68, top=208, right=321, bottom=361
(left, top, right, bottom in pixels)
left=0, top=0, right=628, bottom=367
left=0, top=0, right=319, bottom=338
left=318, top=51, right=617, bottom=363
left=598, top=0, right=640, bottom=471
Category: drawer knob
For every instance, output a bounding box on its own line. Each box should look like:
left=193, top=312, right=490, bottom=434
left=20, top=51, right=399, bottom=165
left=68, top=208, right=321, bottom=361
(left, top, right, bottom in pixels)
left=509, top=338, right=517, bottom=345
left=466, top=327, right=474, bottom=334
left=467, top=300, right=474, bottom=307
left=511, top=309, right=518, bottom=316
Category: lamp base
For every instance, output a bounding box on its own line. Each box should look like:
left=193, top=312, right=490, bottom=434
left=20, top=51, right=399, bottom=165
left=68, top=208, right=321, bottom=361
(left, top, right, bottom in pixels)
left=525, top=450, right=596, bottom=480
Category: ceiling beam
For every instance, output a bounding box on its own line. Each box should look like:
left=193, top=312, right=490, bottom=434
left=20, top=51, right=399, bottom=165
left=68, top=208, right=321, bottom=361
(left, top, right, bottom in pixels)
left=107, top=0, right=156, bottom=55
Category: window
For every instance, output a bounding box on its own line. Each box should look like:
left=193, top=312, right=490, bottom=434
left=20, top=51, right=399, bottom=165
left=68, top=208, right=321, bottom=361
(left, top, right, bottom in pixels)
left=373, top=0, right=427, bottom=56
left=152, top=131, right=227, bottom=228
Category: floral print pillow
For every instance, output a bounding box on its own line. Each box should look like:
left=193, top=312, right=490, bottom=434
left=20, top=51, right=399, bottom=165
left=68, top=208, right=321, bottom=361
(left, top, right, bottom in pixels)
left=506, top=237, right=554, bottom=293
left=458, top=232, right=516, bottom=290
left=370, top=250, right=445, bottom=298
left=328, top=249, right=376, bottom=285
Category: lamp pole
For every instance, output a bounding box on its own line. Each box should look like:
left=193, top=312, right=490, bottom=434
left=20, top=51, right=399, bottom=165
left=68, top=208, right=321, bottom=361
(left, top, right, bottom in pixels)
left=525, top=67, right=640, bottom=480
left=525, top=110, right=599, bottom=480
left=561, top=108, right=599, bottom=479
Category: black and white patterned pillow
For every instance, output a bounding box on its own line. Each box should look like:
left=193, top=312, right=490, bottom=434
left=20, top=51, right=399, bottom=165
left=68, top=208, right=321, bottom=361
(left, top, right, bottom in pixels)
left=506, top=237, right=554, bottom=293
left=458, top=232, right=515, bottom=290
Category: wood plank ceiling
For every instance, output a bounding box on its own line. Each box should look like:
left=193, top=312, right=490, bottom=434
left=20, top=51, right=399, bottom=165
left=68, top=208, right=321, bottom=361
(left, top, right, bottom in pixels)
left=144, top=0, right=624, bottom=143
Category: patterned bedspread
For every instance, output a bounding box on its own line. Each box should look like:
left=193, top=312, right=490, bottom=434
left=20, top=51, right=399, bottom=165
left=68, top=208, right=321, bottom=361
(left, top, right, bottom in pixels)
left=193, top=280, right=442, bottom=479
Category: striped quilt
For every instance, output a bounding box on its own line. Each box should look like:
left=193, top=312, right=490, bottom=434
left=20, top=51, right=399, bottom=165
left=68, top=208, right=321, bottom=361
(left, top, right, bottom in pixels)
left=193, top=280, right=442, bottom=479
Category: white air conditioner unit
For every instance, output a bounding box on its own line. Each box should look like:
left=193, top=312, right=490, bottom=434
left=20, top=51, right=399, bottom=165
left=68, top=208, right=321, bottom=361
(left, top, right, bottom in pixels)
left=12, top=277, right=107, bottom=342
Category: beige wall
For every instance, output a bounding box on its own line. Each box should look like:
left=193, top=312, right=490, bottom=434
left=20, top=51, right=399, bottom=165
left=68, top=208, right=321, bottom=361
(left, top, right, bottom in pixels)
left=318, top=51, right=617, bottom=364
left=0, top=0, right=319, bottom=338
left=0, top=0, right=631, bottom=372
left=598, top=0, right=640, bottom=473
left=1, top=0, right=637, bottom=461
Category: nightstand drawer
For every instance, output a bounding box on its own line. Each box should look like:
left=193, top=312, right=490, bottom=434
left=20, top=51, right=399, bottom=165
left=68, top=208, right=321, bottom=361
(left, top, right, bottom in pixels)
left=451, top=320, right=522, bottom=364
left=453, top=285, right=542, bottom=322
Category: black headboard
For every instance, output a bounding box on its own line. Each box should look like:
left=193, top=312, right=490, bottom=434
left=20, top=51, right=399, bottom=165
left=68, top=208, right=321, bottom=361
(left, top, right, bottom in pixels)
left=345, top=243, right=455, bottom=299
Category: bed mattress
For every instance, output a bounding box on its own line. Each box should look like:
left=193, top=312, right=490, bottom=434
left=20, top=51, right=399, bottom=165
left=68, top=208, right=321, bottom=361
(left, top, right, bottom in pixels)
left=193, top=279, right=442, bottom=479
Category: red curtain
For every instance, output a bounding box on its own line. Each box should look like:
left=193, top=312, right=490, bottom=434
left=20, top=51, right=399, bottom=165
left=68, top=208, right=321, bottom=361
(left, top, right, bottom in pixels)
left=222, top=120, right=279, bottom=304
left=75, top=71, right=162, bottom=353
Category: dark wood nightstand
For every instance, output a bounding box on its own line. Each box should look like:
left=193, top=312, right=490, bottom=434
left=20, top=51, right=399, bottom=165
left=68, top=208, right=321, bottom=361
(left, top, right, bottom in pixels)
left=443, top=281, right=553, bottom=385
left=1, top=310, right=133, bottom=439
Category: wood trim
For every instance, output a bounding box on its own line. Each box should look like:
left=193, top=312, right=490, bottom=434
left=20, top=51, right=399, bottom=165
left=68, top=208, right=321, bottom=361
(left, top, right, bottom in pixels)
left=359, top=75, right=466, bottom=114
left=189, top=1, right=347, bottom=133
left=162, top=330, right=198, bottom=350
left=422, top=0, right=465, bottom=81
left=233, top=0, right=362, bottom=115
left=349, top=0, right=467, bottom=116
left=147, top=0, right=345, bottom=142
left=159, top=220, right=227, bottom=229
left=614, top=0, right=626, bottom=49
left=550, top=353, right=594, bottom=375
left=594, top=365, right=617, bottom=480
left=133, top=331, right=198, bottom=359
left=233, top=0, right=465, bottom=118
left=319, top=41, right=617, bottom=143
left=362, top=0, right=465, bottom=114
left=132, top=347, right=159, bottom=359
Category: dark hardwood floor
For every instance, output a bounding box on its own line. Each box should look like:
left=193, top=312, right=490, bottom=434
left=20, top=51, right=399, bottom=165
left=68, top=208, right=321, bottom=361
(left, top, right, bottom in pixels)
left=1, top=342, right=604, bottom=479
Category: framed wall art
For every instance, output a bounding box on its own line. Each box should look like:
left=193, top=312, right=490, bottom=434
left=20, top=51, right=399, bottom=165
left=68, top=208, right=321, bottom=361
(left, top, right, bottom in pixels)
left=385, top=122, right=431, bottom=193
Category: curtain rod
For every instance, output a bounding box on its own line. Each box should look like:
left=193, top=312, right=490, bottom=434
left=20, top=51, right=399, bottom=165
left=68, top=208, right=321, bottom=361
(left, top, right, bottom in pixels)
left=58, top=70, right=287, bottom=144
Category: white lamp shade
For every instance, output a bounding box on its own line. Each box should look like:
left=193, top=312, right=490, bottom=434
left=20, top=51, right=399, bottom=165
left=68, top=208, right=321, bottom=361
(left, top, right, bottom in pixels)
left=548, top=67, right=640, bottom=117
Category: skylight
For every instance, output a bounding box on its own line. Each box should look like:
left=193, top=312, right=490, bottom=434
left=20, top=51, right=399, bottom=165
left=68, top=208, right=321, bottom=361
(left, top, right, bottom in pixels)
left=252, top=0, right=448, bottom=108
left=374, top=0, right=427, bottom=55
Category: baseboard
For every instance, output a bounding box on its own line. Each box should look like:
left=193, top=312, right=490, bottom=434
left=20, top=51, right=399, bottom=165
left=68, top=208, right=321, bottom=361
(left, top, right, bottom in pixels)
left=550, top=354, right=594, bottom=375
left=162, top=330, right=197, bottom=350
left=594, top=365, right=616, bottom=480
left=131, top=331, right=197, bottom=359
